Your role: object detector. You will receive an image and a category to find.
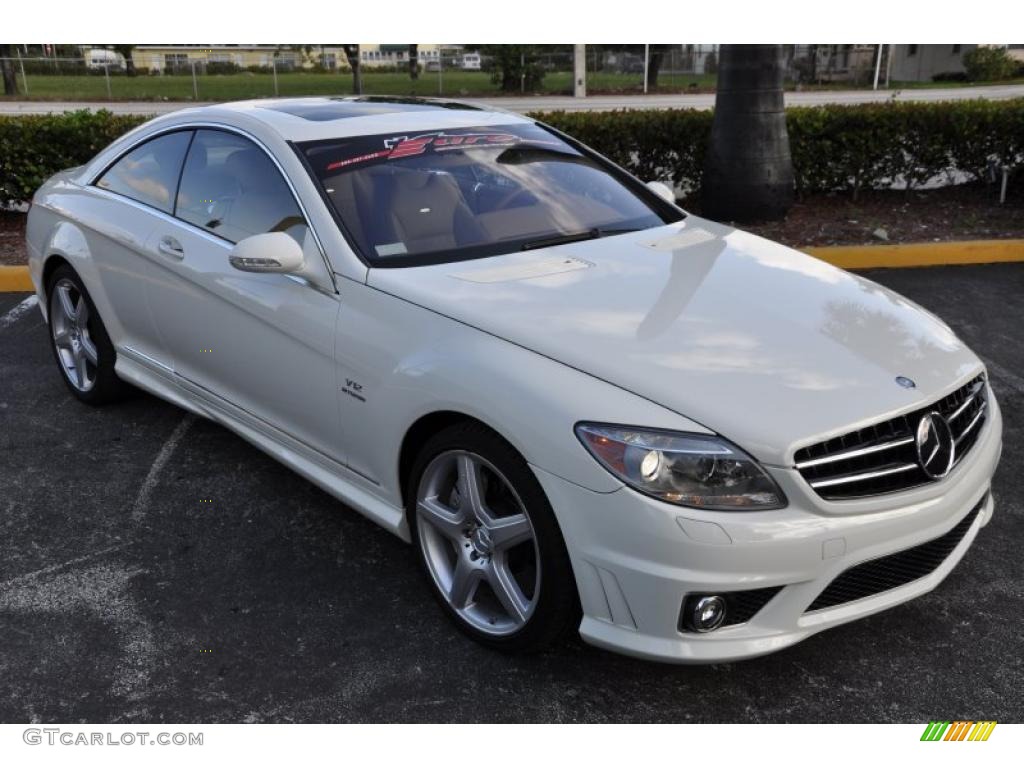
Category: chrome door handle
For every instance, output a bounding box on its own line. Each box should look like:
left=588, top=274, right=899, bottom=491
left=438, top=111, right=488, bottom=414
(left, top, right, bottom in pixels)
left=157, top=236, right=185, bottom=260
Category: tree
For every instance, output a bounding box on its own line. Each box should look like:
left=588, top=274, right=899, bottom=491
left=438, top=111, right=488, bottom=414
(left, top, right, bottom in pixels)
left=408, top=44, right=419, bottom=80
left=110, top=45, right=137, bottom=76
left=963, top=46, right=1018, bottom=82
left=0, top=45, right=18, bottom=95
left=98, top=45, right=137, bottom=76
left=645, top=44, right=673, bottom=90
left=275, top=44, right=315, bottom=69
left=478, top=45, right=545, bottom=92
left=701, top=44, right=794, bottom=222
left=341, top=45, right=363, bottom=95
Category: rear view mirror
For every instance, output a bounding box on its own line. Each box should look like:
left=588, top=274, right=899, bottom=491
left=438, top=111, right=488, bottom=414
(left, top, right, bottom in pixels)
left=229, top=232, right=305, bottom=274
left=646, top=180, right=676, bottom=204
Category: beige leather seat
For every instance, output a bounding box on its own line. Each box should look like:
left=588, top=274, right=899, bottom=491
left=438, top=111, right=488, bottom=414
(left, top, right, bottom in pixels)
left=387, top=170, right=484, bottom=253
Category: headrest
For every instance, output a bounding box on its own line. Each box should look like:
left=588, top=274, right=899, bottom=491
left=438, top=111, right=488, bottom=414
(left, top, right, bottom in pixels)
left=225, top=149, right=272, bottom=192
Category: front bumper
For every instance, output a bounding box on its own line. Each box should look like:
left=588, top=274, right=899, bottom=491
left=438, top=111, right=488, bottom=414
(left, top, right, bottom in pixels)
left=535, top=393, right=1003, bottom=664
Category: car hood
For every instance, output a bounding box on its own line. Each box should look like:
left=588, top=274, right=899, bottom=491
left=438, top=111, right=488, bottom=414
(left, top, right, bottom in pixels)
left=368, top=217, right=982, bottom=464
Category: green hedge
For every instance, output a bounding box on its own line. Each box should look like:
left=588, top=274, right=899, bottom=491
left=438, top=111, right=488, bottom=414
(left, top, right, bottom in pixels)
left=785, top=100, right=1024, bottom=197
left=535, top=108, right=712, bottom=195
left=536, top=99, right=1024, bottom=198
left=2, top=100, right=1023, bottom=205
left=0, top=110, right=148, bottom=204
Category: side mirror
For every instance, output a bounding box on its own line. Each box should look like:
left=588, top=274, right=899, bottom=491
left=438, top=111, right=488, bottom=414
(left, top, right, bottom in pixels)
left=646, top=180, right=676, bottom=205
left=228, top=232, right=305, bottom=274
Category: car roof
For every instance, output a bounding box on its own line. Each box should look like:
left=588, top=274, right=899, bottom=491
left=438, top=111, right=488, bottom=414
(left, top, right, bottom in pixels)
left=161, top=96, right=533, bottom=142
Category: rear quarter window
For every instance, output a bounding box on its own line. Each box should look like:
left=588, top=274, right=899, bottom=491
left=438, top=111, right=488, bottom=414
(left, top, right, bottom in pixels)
left=95, top=131, right=193, bottom=214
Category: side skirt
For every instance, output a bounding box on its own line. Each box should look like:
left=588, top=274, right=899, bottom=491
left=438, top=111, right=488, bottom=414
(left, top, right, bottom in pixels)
left=115, top=350, right=411, bottom=541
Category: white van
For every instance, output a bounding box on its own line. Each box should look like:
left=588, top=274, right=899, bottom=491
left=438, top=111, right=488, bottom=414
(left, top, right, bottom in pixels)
left=84, top=49, right=126, bottom=71
left=461, top=53, right=481, bottom=71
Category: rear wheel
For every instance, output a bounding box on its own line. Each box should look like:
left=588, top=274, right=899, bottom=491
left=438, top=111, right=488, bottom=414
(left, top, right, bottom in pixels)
left=408, top=422, right=579, bottom=653
left=47, top=265, right=127, bottom=405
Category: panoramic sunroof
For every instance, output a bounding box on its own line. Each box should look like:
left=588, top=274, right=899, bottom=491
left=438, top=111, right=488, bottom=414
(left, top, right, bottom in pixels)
left=260, top=96, right=483, bottom=122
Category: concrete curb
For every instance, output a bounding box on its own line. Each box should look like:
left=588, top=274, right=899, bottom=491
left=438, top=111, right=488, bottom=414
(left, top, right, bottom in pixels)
left=1, top=240, right=1023, bottom=292
left=0, top=266, right=34, bottom=292
left=805, top=239, right=1024, bottom=270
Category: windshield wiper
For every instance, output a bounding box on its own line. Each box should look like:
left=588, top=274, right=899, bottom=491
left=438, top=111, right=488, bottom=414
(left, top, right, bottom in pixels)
left=521, top=229, right=601, bottom=251
left=520, top=226, right=643, bottom=251
left=594, top=226, right=643, bottom=237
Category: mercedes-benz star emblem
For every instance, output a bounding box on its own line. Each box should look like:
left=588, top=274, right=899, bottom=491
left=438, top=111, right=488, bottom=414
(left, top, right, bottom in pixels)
left=915, top=412, right=955, bottom=479
left=895, top=376, right=916, bottom=389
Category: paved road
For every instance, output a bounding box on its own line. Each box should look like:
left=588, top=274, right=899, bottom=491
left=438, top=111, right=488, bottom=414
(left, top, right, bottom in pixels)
left=3, top=83, right=1024, bottom=116
left=1, top=263, right=1022, bottom=723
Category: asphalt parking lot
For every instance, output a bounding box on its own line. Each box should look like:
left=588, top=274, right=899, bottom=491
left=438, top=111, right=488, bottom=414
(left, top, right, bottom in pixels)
left=1, top=263, right=1022, bottom=724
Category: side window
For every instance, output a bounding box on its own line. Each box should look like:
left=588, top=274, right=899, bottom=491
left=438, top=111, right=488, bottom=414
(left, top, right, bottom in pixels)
left=175, top=130, right=307, bottom=245
left=95, top=131, right=192, bottom=214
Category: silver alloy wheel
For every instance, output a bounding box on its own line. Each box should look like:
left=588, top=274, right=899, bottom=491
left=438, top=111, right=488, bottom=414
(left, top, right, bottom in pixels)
left=416, top=450, right=541, bottom=636
left=50, top=278, right=99, bottom=393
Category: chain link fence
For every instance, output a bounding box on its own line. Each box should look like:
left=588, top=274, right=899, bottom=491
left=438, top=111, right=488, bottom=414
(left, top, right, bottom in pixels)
left=0, top=46, right=886, bottom=102
left=3, top=55, right=332, bottom=101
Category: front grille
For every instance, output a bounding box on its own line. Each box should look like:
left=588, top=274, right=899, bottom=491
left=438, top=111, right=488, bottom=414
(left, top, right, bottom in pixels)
left=806, top=495, right=985, bottom=612
left=679, top=586, right=783, bottom=632
left=794, top=374, right=988, bottom=501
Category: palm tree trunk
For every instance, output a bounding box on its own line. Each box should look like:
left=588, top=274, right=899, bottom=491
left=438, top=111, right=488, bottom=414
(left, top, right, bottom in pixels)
left=701, top=44, right=794, bottom=223
left=409, top=44, right=419, bottom=80
left=0, top=46, right=19, bottom=95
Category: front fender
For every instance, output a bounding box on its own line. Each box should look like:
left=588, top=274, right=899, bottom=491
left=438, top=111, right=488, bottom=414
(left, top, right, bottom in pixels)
left=335, top=279, right=711, bottom=508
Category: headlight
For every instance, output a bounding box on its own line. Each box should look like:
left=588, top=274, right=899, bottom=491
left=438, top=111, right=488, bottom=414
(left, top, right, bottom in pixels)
left=575, top=424, right=786, bottom=511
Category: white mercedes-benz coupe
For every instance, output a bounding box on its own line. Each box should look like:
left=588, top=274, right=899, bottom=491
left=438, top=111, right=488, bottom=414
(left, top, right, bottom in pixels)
left=26, top=97, right=1002, bottom=663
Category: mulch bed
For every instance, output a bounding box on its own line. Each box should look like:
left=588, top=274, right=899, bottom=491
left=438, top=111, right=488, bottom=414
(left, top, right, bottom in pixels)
left=735, top=184, right=1024, bottom=249
left=0, top=212, right=28, bottom=267
left=2, top=184, right=1022, bottom=267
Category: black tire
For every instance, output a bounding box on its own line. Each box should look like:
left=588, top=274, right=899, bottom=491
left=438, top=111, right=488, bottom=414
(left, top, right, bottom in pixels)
left=46, top=264, right=128, bottom=405
left=407, top=421, right=580, bottom=653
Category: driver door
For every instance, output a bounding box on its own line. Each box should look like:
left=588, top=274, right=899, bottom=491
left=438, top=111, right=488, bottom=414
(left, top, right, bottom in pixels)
left=144, top=129, right=344, bottom=462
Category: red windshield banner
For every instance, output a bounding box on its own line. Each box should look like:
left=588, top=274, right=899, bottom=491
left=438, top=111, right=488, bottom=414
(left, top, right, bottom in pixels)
left=325, top=131, right=535, bottom=172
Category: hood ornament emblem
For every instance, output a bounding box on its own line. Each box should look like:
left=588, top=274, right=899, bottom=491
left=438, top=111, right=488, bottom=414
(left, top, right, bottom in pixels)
left=915, top=412, right=956, bottom=480
left=895, top=376, right=916, bottom=389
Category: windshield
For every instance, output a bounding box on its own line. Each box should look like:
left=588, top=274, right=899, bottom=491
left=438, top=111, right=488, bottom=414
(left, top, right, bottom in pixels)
left=299, top=122, right=681, bottom=267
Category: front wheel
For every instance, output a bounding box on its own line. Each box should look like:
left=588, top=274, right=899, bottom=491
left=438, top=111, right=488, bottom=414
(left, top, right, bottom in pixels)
left=408, top=422, right=579, bottom=653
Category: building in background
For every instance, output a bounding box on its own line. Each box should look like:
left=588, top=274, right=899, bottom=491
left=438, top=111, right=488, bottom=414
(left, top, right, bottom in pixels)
left=888, top=44, right=977, bottom=81
left=357, top=44, right=454, bottom=69
left=795, top=45, right=878, bottom=84
left=130, top=45, right=294, bottom=72
left=125, top=45, right=460, bottom=73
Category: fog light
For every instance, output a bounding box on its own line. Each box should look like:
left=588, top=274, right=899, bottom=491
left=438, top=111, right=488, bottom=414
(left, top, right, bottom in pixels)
left=689, top=595, right=727, bottom=632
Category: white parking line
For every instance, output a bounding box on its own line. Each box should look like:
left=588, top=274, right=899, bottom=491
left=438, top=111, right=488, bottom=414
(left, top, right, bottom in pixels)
left=131, top=414, right=196, bottom=523
left=0, top=542, right=129, bottom=590
left=0, top=295, right=40, bottom=329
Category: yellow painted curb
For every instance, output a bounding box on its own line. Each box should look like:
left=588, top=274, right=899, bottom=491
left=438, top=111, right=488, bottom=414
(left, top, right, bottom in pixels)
left=1, top=239, right=1022, bottom=291
left=805, top=239, right=1024, bottom=270
left=0, top=265, right=34, bottom=292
